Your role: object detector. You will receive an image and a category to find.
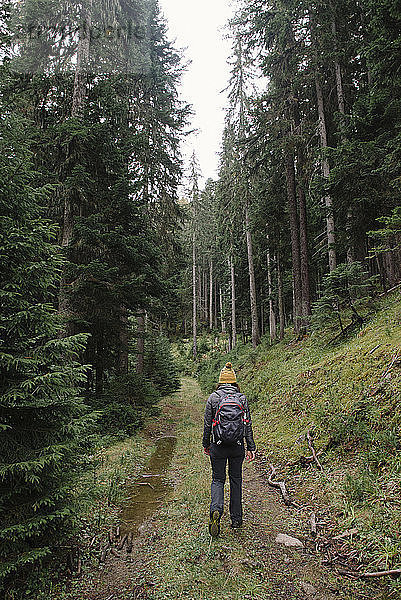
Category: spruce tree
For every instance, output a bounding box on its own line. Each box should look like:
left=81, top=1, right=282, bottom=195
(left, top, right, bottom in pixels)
left=0, top=91, right=88, bottom=590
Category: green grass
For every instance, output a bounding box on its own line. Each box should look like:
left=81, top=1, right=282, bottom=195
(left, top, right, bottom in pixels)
left=43, top=434, right=154, bottom=600
left=137, top=379, right=342, bottom=600
left=32, top=294, right=400, bottom=600
left=139, top=380, right=274, bottom=600
left=229, top=293, right=401, bottom=590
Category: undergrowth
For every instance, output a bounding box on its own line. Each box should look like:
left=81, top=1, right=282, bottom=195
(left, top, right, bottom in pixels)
left=196, top=292, right=401, bottom=595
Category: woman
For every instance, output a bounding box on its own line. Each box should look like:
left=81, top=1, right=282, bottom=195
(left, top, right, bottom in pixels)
left=202, top=362, right=256, bottom=537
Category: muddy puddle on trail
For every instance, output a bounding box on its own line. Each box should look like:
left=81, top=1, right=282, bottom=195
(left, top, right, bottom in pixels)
left=120, top=436, right=177, bottom=535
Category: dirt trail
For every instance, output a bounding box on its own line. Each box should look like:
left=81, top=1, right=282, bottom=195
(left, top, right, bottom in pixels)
left=239, top=467, right=338, bottom=599
left=70, top=378, right=359, bottom=600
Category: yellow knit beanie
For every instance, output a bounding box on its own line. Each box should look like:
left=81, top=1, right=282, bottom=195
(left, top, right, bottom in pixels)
left=218, top=362, right=237, bottom=384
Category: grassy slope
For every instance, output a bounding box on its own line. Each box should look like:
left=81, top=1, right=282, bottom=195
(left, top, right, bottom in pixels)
left=236, top=294, right=401, bottom=583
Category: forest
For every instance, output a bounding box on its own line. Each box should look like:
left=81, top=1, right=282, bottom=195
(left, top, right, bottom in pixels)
left=0, top=0, right=400, bottom=599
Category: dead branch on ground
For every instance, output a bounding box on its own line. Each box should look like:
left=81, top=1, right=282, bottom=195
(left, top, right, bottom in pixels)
left=267, top=464, right=291, bottom=505
left=306, top=429, right=324, bottom=471
left=359, top=568, right=401, bottom=578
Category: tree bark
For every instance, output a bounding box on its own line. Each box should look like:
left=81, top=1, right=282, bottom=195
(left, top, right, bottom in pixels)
left=297, top=182, right=311, bottom=321
left=59, top=4, right=91, bottom=327
left=230, top=255, right=237, bottom=348
left=214, top=279, right=218, bottom=329
left=209, top=260, right=213, bottom=330
left=118, top=305, right=129, bottom=375
left=245, top=201, right=260, bottom=347
left=346, top=207, right=355, bottom=264
left=286, top=151, right=302, bottom=334
left=332, top=19, right=345, bottom=116
left=219, top=285, right=226, bottom=334
left=192, top=232, right=197, bottom=359
left=266, top=244, right=276, bottom=342
left=310, top=7, right=336, bottom=272
left=277, top=251, right=285, bottom=340
left=331, top=17, right=356, bottom=266
left=136, top=309, right=145, bottom=374
left=291, top=98, right=311, bottom=323
left=315, top=76, right=337, bottom=272
left=95, top=328, right=104, bottom=397
left=197, top=265, right=201, bottom=323
left=202, top=268, right=206, bottom=323
left=71, top=8, right=91, bottom=119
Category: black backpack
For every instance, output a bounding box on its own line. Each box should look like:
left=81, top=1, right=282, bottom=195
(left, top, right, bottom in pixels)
left=212, top=391, right=246, bottom=445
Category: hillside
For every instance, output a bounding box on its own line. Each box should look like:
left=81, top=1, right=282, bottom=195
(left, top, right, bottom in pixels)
left=27, top=295, right=400, bottom=600
left=197, top=292, right=401, bottom=594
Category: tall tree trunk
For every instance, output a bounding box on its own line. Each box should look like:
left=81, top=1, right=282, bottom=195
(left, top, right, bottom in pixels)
left=197, top=265, right=202, bottom=323
left=332, top=19, right=345, bottom=116
left=297, top=183, right=311, bottom=321
left=214, top=279, right=218, bottom=329
left=71, top=9, right=91, bottom=119
left=346, top=208, right=355, bottom=264
left=209, top=260, right=213, bottom=330
left=245, top=202, right=260, bottom=347
left=286, top=151, right=302, bottom=334
left=315, top=76, right=337, bottom=272
left=291, top=97, right=311, bottom=324
left=136, top=309, right=145, bottom=374
left=219, top=285, right=226, bottom=334
left=118, top=305, right=129, bottom=375
left=331, top=17, right=356, bottom=265
left=59, top=6, right=91, bottom=326
left=277, top=251, right=285, bottom=340
left=230, top=255, right=237, bottom=348
left=192, top=232, right=197, bottom=359
left=266, top=244, right=277, bottom=341
left=95, top=328, right=104, bottom=396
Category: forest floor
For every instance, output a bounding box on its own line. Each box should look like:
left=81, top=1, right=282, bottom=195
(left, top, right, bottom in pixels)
left=54, top=378, right=385, bottom=600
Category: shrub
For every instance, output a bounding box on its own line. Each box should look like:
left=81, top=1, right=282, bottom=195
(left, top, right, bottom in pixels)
left=97, top=373, right=161, bottom=437
left=197, top=356, right=223, bottom=394
left=143, top=334, right=181, bottom=396
left=313, top=262, right=378, bottom=337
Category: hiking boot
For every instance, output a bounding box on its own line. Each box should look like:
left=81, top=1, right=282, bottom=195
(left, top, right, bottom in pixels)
left=230, top=520, right=242, bottom=529
left=209, top=510, right=221, bottom=537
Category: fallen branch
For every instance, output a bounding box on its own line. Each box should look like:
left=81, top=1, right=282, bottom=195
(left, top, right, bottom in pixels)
left=379, top=282, right=401, bottom=297
left=380, top=353, right=401, bottom=381
left=306, top=429, right=324, bottom=471
left=360, top=568, right=401, bottom=578
left=332, top=528, right=358, bottom=541
left=134, top=482, right=155, bottom=489
left=268, top=464, right=291, bottom=505
left=110, top=548, right=121, bottom=558
left=294, top=449, right=325, bottom=468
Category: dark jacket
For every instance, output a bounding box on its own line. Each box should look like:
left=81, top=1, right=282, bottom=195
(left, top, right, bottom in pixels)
left=202, top=384, right=256, bottom=451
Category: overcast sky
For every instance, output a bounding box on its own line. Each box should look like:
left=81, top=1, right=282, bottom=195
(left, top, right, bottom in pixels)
left=158, top=0, right=235, bottom=185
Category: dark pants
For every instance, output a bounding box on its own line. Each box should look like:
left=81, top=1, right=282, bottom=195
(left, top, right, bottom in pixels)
left=209, top=442, right=245, bottom=522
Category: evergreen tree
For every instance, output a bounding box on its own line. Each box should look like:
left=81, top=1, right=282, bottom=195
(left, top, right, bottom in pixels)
left=0, top=93, right=88, bottom=590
